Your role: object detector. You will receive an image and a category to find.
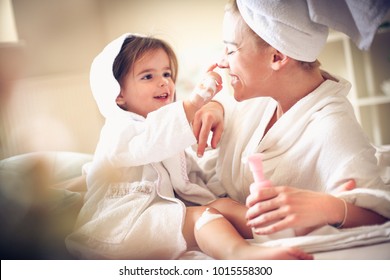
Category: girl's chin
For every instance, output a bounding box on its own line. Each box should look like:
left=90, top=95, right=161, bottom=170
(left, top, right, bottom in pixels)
left=154, top=98, right=172, bottom=104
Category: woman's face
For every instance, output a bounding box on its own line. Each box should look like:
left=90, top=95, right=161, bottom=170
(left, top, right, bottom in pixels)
left=117, top=48, right=175, bottom=117
left=219, top=11, right=273, bottom=101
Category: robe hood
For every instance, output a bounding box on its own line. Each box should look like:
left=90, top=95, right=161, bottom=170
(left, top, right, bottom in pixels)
left=90, top=33, right=137, bottom=119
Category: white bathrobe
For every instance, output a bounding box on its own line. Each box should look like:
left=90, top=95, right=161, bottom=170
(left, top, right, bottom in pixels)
left=65, top=34, right=216, bottom=260
left=208, top=73, right=390, bottom=219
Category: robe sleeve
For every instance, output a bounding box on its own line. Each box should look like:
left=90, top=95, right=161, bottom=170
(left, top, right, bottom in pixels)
left=100, top=101, right=196, bottom=167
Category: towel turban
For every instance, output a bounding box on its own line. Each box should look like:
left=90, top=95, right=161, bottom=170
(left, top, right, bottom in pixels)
left=236, top=0, right=329, bottom=62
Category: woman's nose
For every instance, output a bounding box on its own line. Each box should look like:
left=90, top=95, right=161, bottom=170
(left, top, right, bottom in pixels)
left=218, top=53, right=228, bottom=69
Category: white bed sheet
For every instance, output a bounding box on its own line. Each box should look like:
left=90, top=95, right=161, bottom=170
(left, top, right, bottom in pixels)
left=179, top=241, right=390, bottom=260
left=314, top=241, right=390, bottom=259
left=179, top=221, right=390, bottom=260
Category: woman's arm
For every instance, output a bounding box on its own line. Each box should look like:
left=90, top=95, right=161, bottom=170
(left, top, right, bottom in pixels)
left=245, top=181, right=388, bottom=236
left=324, top=194, right=388, bottom=228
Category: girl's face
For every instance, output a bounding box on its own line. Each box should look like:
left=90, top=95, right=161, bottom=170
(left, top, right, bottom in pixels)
left=117, top=48, right=175, bottom=117
left=219, top=11, right=273, bottom=101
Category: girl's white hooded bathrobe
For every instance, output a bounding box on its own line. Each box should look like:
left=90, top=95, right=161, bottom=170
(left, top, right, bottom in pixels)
left=65, top=34, right=217, bottom=259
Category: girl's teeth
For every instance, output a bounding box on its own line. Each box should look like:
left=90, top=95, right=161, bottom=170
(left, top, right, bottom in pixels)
left=155, top=94, right=168, bottom=99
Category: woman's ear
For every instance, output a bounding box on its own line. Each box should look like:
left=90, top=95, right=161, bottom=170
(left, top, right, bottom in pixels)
left=271, top=50, right=290, bottom=71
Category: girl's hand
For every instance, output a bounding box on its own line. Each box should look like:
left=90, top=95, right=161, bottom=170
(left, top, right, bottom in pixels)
left=192, top=101, right=224, bottom=157
left=191, top=63, right=224, bottom=157
left=189, top=63, right=223, bottom=108
left=183, top=64, right=223, bottom=127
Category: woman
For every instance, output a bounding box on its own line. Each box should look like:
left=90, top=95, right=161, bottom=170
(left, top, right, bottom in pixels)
left=192, top=0, right=390, bottom=238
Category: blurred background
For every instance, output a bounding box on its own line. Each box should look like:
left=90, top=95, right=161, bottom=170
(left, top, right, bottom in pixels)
left=0, top=0, right=228, bottom=159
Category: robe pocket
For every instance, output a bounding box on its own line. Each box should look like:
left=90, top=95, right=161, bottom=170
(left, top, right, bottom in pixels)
left=87, top=181, right=155, bottom=244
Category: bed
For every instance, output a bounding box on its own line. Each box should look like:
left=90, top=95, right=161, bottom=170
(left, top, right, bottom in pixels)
left=0, top=151, right=389, bottom=260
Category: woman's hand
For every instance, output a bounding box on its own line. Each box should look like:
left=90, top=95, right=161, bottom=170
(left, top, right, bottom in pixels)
left=245, top=180, right=356, bottom=235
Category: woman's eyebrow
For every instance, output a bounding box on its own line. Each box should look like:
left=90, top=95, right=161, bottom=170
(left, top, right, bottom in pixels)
left=223, top=40, right=238, bottom=46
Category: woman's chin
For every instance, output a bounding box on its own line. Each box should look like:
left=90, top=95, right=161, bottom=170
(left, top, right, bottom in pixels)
left=233, top=92, right=246, bottom=102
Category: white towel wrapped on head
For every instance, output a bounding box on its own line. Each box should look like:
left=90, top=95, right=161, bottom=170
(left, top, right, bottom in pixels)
left=236, top=0, right=389, bottom=62
left=236, top=0, right=329, bottom=62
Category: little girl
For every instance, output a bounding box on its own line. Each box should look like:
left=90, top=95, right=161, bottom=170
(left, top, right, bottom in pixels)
left=65, top=33, right=312, bottom=260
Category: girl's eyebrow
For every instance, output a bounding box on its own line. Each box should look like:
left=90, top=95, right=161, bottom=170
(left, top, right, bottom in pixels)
left=137, top=68, right=154, bottom=76
left=136, top=66, right=171, bottom=76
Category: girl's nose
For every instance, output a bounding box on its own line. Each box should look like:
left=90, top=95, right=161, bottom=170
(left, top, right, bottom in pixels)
left=160, top=77, right=169, bottom=87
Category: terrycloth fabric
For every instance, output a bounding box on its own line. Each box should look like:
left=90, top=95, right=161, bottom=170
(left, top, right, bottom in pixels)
left=307, top=0, right=390, bottom=50
left=236, top=0, right=329, bottom=62
left=66, top=34, right=217, bottom=259
left=89, top=33, right=128, bottom=120
left=206, top=72, right=390, bottom=219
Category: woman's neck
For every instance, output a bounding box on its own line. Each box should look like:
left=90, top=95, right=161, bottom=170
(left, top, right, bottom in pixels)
left=276, top=66, right=324, bottom=113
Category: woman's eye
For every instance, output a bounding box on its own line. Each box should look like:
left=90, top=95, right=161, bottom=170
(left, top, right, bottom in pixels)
left=225, top=47, right=237, bottom=56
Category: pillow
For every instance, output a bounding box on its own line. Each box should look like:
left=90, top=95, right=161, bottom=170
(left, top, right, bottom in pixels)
left=0, top=151, right=92, bottom=259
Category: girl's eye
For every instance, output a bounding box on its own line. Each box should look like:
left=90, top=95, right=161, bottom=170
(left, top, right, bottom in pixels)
left=163, top=72, right=172, bottom=78
left=141, top=74, right=153, bottom=80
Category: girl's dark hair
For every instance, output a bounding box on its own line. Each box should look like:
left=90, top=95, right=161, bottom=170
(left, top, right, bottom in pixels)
left=113, top=35, right=178, bottom=86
